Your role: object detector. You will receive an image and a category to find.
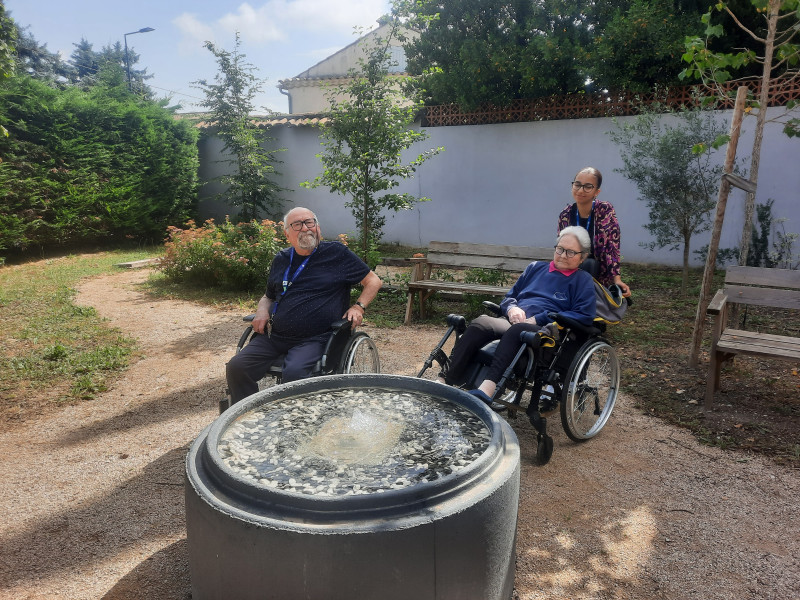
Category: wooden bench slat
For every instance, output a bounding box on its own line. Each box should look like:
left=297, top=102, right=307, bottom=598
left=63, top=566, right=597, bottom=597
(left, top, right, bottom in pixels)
left=408, top=279, right=509, bottom=295
left=425, top=253, right=539, bottom=272
left=725, top=265, right=800, bottom=288
left=723, top=285, right=800, bottom=310
left=429, top=241, right=553, bottom=260
left=718, top=329, right=800, bottom=359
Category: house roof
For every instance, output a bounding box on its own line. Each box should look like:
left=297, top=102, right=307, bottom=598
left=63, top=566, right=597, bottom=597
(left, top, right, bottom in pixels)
left=277, top=22, right=411, bottom=91
left=194, top=113, right=330, bottom=129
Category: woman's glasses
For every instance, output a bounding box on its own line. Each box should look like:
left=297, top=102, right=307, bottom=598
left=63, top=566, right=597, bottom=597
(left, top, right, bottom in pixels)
left=571, top=181, right=596, bottom=192
left=554, top=245, right=581, bottom=258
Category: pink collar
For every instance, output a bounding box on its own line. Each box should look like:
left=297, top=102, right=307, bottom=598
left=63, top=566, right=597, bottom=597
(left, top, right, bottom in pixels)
left=549, top=261, right=578, bottom=276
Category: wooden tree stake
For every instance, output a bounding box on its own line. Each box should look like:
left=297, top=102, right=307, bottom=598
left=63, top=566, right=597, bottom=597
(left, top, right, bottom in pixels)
left=689, top=86, right=749, bottom=368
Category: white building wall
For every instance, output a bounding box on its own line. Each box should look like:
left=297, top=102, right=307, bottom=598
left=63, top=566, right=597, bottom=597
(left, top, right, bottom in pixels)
left=198, top=107, right=799, bottom=268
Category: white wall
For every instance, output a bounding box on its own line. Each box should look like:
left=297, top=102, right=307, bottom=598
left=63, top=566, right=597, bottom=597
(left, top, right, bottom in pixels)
left=198, top=107, right=799, bottom=268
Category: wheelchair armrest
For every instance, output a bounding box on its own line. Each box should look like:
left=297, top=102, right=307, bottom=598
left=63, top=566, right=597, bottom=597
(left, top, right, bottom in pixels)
left=242, top=314, right=256, bottom=322
left=547, top=312, right=601, bottom=336
left=319, top=319, right=353, bottom=372
left=482, top=301, right=502, bottom=316
left=330, top=318, right=350, bottom=331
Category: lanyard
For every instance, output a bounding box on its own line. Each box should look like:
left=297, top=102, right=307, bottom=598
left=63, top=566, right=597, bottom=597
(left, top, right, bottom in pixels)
left=574, top=200, right=594, bottom=233
left=271, top=247, right=315, bottom=316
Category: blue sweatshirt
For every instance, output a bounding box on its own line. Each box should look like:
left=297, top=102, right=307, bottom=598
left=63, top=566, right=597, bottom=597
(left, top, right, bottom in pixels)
left=499, top=261, right=596, bottom=326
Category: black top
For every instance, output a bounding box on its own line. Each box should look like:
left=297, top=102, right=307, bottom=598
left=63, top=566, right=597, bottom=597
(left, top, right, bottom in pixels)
left=265, top=241, right=370, bottom=341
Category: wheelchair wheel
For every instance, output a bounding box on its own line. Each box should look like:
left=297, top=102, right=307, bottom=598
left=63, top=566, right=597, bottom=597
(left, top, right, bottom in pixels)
left=339, top=332, right=380, bottom=374
left=560, top=338, right=619, bottom=442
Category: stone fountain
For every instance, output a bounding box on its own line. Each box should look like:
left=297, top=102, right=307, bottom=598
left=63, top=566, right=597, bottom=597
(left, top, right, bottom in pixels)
left=185, top=374, right=520, bottom=600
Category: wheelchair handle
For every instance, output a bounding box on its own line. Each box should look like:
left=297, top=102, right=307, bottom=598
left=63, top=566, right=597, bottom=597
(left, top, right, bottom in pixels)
left=518, top=331, right=542, bottom=347
left=446, top=314, right=467, bottom=334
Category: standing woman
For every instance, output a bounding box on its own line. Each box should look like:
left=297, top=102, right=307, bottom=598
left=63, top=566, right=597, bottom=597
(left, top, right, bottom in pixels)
left=557, top=166, right=631, bottom=297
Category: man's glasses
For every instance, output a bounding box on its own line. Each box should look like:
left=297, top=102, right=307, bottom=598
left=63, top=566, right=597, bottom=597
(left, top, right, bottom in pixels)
left=554, top=245, right=581, bottom=258
left=288, top=218, right=318, bottom=231
left=571, top=181, right=596, bottom=192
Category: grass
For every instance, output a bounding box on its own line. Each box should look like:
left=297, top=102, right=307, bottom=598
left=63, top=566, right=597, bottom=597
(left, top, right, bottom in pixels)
left=0, top=248, right=159, bottom=416
left=3, top=245, right=799, bottom=465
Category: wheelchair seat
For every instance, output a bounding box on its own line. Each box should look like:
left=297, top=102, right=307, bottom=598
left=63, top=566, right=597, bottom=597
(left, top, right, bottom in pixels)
left=220, top=315, right=380, bottom=413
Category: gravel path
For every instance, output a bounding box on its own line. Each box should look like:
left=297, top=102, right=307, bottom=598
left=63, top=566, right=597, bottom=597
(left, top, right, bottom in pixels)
left=0, top=268, right=798, bottom=599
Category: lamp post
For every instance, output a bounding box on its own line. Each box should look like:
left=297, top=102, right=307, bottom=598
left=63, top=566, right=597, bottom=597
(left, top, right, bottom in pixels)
left=124, top=27, right=155, bottom=91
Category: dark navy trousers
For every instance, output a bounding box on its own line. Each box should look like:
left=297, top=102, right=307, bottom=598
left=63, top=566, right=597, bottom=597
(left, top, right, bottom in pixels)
left=225, top=332, right=328, bottom=403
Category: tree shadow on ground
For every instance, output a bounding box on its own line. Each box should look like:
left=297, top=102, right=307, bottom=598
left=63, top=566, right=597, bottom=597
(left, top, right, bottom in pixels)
left=101, top=539, right=191, bottom=600
left=1, top=446, right=189, bottom=591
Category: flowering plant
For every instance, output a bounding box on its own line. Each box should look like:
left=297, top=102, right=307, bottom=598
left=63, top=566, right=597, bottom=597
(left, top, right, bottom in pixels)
left=159, top=218, right=287, bottom=290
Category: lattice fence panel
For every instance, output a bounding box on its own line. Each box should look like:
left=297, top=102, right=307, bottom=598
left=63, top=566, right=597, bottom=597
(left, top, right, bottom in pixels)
left=422, top=78, right=800, bottom=127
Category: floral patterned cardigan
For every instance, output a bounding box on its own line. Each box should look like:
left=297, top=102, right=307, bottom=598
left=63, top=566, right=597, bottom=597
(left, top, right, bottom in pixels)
left=557, top=199, right=622, bottom=289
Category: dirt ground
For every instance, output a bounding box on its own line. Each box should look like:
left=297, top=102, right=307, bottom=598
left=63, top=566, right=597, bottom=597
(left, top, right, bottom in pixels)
left=1, top=267, right=799, bottom=600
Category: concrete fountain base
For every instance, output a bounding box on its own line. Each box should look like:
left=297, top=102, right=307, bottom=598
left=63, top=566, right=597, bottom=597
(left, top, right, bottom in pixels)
left=185, top=374, right=520, bottom=600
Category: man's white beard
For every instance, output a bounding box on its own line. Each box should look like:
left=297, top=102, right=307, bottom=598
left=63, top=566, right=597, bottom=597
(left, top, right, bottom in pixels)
left=297, top=231, right=319, bottom=251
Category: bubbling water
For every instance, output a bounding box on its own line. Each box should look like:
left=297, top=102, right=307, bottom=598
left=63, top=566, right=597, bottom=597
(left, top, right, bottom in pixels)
left=218, top=388, right=491, bottom=497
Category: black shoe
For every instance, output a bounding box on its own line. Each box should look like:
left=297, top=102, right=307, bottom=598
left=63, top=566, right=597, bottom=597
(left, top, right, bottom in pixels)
left=468, top=388, right=493, bottom=405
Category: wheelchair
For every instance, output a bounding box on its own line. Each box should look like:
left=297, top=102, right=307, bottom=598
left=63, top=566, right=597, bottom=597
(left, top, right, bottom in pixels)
left=417, top=301, right=621, bottom=465
left=220, top=315, right=380, bottom=414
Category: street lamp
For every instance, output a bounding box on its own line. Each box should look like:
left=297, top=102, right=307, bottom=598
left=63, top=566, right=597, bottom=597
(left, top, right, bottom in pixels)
left=124, top=27, right=155, bottom=91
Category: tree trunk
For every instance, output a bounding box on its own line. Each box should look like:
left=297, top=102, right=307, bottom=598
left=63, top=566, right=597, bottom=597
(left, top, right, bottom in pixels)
left=682, top=232, right=691, bottom=295
left=738, top=0, right=778, bottom=266
left=361, top=170, right=370, bottom=262
left=689, top=86, right=748, bottom=367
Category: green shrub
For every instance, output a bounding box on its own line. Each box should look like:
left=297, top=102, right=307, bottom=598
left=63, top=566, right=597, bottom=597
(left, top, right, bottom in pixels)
left=159, top=218, right=287, bottom=290
left=0, top=74, right=199, bottom=256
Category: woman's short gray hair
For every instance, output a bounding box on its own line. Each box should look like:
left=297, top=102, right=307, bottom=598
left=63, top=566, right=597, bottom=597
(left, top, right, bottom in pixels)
left=558, top=226, right=591, bottom=255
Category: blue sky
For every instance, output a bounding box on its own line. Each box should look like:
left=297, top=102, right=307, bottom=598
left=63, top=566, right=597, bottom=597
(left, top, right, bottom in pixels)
left=7, top=0, right=392, bottom=113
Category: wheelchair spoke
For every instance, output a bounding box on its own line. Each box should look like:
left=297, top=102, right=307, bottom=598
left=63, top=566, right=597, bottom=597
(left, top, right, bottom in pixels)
left=561, top=340, right=619, bottom=442
left=340, top=334, right=380, bottom=374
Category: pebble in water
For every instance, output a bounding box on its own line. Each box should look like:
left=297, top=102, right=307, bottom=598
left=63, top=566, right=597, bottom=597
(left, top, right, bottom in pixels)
left=218, top=388, right=491, bottom=497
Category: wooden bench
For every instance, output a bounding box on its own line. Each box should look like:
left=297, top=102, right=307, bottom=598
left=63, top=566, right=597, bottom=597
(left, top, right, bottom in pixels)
left=404, top=241, right=553, bottom=324
left=705, top=265, right=800, bottom=407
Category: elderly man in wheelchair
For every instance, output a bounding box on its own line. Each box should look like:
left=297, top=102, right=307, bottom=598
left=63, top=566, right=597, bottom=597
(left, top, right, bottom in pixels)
left=222, top=207, right=382, bottom=413
left=419, top=226, right=624, bottom=464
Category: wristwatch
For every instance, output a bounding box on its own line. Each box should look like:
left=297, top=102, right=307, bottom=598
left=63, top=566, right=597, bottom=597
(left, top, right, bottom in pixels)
left=355, top=301, right=366, bottom=311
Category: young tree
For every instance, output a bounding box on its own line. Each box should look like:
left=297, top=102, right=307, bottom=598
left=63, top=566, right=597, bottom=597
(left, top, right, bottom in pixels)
left=609, top=106, right=728, bottom=293
left=302, top=23, right=442, bottom=261
left=681, top=0, right=800, bottom=264
left=194, top=34, right=285, bottom=221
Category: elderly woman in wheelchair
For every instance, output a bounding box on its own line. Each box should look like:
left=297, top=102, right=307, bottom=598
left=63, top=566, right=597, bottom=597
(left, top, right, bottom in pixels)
left=420, top=226, right=622, bottom=464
